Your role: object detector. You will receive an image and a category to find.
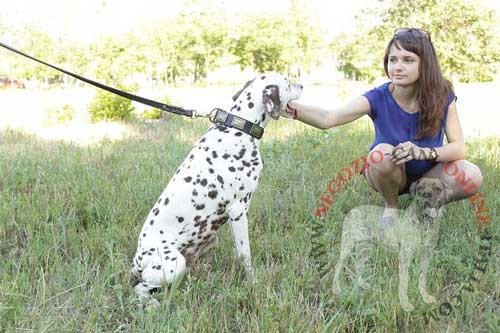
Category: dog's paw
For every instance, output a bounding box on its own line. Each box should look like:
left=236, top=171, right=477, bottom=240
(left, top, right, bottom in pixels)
left=422, top=293, right=436, bottom=304
left=332, top=283, right=341, bottom=295
left=357, top=278, right=371, bottom=290
left=146, top=298, right=161, bottom=308
left=400, top=301, right=415, bottom=312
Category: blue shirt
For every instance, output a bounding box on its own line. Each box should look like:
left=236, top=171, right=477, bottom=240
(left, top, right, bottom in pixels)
left=363, top=82, right=456, bottom=175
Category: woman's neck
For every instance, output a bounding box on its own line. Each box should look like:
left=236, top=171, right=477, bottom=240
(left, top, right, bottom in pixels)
left=389, top=83, right=419, bottom=113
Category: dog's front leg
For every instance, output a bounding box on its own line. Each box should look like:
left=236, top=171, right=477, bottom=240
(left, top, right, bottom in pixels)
left=418, top=232, right=438, bottom=304
left=398, top=243, right=416, bottom=312
left=228, top=207, right=254, bottom=281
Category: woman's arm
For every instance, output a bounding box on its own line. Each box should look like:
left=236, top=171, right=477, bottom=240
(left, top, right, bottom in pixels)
left=287, top=95, right=371, bottom=130
left=391, top=102, right=466, bottom=165
left=435, top=101, right=466, bottom=162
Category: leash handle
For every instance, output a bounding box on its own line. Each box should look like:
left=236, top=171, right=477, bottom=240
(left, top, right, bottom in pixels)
left=0, top=41, right=196, bottom=117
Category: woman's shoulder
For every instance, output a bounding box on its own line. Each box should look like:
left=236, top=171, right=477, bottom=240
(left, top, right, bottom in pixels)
left=363, top=82, right=391, bottom=97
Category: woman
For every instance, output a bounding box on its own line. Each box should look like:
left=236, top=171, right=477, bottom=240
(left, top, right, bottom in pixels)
left=286, top=28, right=483, bottom=226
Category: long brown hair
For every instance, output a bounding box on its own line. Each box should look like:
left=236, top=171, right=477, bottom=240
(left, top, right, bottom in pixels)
left=383, top=29, right=453, bottom=139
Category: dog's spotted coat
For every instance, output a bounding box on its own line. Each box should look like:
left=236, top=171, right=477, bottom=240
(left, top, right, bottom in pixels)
left=132, top=73, right=302, bottom=302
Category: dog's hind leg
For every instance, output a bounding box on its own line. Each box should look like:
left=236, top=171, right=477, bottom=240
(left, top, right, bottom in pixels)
left=417, top=247, right=436, bottom=304
left=332, top=224, right=357, bottom=294
left=398, top=243, right=416, bottom=311
left=132, top=247, right=186, bottom=305
left=354, top=240, right=374, bottom=290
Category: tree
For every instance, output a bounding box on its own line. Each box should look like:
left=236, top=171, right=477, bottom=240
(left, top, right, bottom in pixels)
left=332, top=0, right=500, bottom=82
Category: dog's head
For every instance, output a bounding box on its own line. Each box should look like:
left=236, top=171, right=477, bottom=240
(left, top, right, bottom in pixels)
left=409, top=177, right=450, bottom=224
left=232, top=73, right=303, bottom=121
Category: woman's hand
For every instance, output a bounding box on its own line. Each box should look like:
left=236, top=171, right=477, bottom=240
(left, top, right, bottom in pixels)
left=285, top=101, right=299, bottom=119
left=391, top=141, right=431, bottom=164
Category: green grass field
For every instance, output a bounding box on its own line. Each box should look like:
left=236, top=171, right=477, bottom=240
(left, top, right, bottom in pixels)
left=1, top=115, right=499, bottom=332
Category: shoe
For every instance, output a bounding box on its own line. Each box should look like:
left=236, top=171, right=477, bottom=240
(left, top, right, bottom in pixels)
left=380, top=216, right=395, bottom=229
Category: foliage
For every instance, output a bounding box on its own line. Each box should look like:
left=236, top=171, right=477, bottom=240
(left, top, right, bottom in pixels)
left=230, top=1, right=326, bottom=76
left=0, top=119, right=498, bottom=331
left=332, top=0, right=500, bottom=82
left=88, top=89, right=135, bottom=122
left=1, top=0, right=499, bottom=85
left=43, top=104, right=75, bottom=126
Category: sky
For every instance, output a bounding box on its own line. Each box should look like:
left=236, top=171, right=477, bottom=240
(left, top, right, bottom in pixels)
left=1, top=0, right=499, bottom=42
left=1, top=0, right=377, bottom=41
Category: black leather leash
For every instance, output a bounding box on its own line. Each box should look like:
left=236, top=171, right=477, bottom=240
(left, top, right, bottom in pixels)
left=0, top=42, right=264, bottom=139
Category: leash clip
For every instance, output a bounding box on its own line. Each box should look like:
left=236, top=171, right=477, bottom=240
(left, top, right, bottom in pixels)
left=192, top=108, right=218, bottom=121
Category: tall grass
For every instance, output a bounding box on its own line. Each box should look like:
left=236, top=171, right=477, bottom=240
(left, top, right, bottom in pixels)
left=0, top=117, right=498, bottom=332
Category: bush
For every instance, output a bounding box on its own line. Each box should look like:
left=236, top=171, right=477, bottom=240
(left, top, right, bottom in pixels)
left=88, top=90, right=135, bottom=122
left=138, top=96, right=173, bottom=120
left=44, top=104, right=75, bottom=126
left=140, top=108, right=163, bottom=120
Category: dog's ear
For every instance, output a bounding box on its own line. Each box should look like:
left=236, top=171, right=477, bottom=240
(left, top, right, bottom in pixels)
left=408, top=180, right=418, bottom=200
left=262, top=84, right=280, bottom=120
left=435, top=179, right=451, bottom=207
left=232, top=79, right=255, bottom=101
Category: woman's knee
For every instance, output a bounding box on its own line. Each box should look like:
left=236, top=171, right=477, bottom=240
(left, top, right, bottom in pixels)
left=367, top=144, right=400, bottom=176
left=442, top=160, right=483, bottom=197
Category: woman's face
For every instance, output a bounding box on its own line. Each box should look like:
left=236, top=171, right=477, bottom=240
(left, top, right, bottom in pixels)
left=387, top=43, right=421, bottom=87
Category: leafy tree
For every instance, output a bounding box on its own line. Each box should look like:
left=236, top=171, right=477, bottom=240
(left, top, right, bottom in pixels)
left=332, top=0, right=500, bottom=82
left=87, top=33, right=147, bottom=85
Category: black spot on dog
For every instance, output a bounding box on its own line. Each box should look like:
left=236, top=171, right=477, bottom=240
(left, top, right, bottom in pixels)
left=222, top=153, right=230, bottom=159
left=194, top=215, right=201, bottom=222
left=200, top=179, right=208, bottom=187
left=184, top=176, right=192, bottom=183
left=193, top=189, right=198, bottom=196
left=150, top=220, right=154, bottom=225
left=208, top=190, right=218, bottom=199
left=206, top=157, right=213, bottom=165
left=209, top=168, right=214, bottom=174
left=261, top=114, right=266, bottom=122
left=189, top=154, right=194, bottom=160
left=164, top=197, right=170, bottom=205
left=233, top=148, right=246, bottom=160
left=153, top=208, right=160, bottom=216
left=177, top=216, right=184, bottom=223
left=248, top=102, right=254, bottom=108
left=200, top=138, right=206, bottom=143
left=261, top=75, right=266, bottom=80
left=212, top=151, right=218, bottom=159
left=217, top=175, right=224, bottom=184
left=228, top=166, right=236, bottom=172
left=235, top=132, right=243, bottom=137
left=195, top=203, right=206, bottom=210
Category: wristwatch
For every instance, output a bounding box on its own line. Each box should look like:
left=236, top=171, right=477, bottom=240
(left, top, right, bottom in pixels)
left=429, top=147, right=438, bottom=161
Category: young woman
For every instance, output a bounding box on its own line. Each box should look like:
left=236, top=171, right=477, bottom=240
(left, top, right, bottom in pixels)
left=286, top=28, right=483, bottom=225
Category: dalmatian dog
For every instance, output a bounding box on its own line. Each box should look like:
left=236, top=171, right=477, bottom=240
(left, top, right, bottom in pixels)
left=131, top=73, right=303, bottom=304
left=332, top=177, right=450, bottom=311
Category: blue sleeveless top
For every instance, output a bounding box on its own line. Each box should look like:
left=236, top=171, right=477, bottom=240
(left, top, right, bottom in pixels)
left=363, top=82, right=456, bottom=175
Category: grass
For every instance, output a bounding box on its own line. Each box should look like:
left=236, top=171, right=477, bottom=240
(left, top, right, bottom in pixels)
left=0, top=115, right=499, bottom=332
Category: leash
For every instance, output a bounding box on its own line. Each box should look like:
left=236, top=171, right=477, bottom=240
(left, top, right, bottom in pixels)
left=0, top=42, right=264, bottom=139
